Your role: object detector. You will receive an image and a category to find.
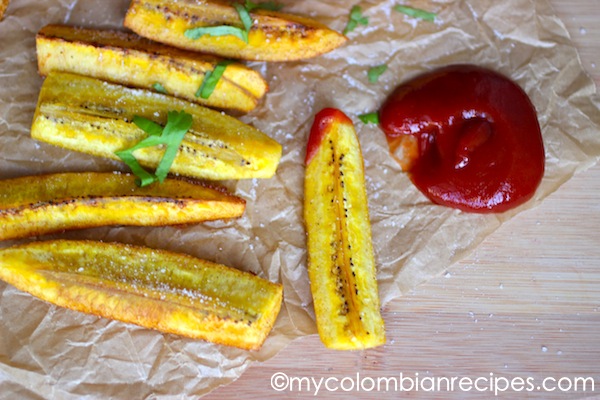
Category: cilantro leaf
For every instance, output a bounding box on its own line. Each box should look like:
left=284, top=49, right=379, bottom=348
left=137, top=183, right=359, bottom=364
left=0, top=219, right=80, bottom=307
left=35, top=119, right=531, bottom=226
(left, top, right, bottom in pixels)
left=154, top=111, right=193, bottom=182
left=359, top=112, right=380, bottom=125
left=115, top=150, right=158, bottom=187
left=394, top=5, right=436, bottom=21
left=133, top=115, right=163, bottom=137
left=115, top=110, right=193, bottom=187
left=367, top=64, right=388, bottom=83
left=343, top=5, right=369, bottom=35
left=234, top=3, right=253, bottom=32
left=152, top=82, right=168, bottom=94
left=196, top=60, right=234, bottom=99
left=184, top=25, right=248, bottom=43
left=184, top=2, right=258, bottom=44
left=245, top=0, right=283, bottom=11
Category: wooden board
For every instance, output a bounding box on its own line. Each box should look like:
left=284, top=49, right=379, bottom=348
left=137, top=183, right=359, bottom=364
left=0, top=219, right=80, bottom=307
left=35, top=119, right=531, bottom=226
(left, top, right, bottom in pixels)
left=208, top=1, right=600, bottom=398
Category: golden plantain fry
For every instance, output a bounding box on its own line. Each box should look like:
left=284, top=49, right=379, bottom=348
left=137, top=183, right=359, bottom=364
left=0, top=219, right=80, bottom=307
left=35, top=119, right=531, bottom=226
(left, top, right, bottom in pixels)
left=36, top=24, right=268, bottom=112
left=0, top=0, right=8, bottom=21
left=0, top=171, right=245, bottom=241
left=31, top=72, right=282, bottom=180
left=0, top=240, right=283, bottom=350
left=124, top=0, right=348, bottom=62
left=304, top=108, right=385, bottom=350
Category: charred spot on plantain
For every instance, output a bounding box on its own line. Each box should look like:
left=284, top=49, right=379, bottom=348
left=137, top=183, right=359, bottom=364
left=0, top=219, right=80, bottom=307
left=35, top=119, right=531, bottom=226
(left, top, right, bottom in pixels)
left=189, top=137, right=230, bottom=150
left=180, top=145, right=220, bottom=161
left=141, top=197, right=188, bottom=207
left=78, top=102, right=126, bottom=116
left=156, top=4, right=174, bottom=22
left=43, top=115, right=64, bottom=125
left=261, top=23, right=315, bottom=39
left=343, top=300, right=349, bottom=314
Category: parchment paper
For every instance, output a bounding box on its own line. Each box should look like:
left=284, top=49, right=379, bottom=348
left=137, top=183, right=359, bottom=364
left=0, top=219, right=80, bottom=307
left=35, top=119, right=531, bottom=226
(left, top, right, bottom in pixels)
left=1, top=0, right=600, bottom=398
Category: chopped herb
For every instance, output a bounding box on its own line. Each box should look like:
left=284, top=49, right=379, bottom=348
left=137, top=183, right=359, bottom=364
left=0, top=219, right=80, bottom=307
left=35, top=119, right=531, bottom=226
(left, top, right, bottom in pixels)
left=245, top=0, right=283, bottom=12
left=367, top=64, right=388, bottom=83
left=359, top=112, right=380, bottom=125
left=116, top=151, right=158, bottom=186
left=393, top=5, right=436, bottom=21
left=184, top=25, right=248, bottom=43
left=184, top=2, right=258, bottom=43
left=152, top=82, right=168, bottom=94
left=343, top=5, right=369, bottom=35
left=115, top=110, right=193, bottom=187
left=234, top=3, right=253, bottom=32
left=132, top=116, right=164, bottom=138
left=196, top=60, right=234, bottom=99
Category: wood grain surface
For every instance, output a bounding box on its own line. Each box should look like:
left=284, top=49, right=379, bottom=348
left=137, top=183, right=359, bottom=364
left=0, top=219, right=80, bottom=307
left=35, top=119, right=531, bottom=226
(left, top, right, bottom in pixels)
left=208, top=1, right=600, bottom=399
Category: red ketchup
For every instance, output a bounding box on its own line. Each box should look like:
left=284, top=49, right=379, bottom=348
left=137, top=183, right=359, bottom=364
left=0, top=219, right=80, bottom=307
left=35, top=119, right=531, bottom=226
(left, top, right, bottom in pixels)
left=379, top=64, right=545, bottom=213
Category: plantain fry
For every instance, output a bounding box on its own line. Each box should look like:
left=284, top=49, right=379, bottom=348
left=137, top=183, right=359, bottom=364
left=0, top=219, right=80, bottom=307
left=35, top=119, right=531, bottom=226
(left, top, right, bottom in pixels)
left=123, top=0, right=348, bottom=62
left=304, top=108, right=385, bottom=350
left=36, top=24, right=268, bottom=112
left=0, top=240, right=283, bottom=350
left=0, top=172, right=245, bottom=241
left=0, top=0, right=8, bottom=21
left=31, top=72, right=282, bottom=180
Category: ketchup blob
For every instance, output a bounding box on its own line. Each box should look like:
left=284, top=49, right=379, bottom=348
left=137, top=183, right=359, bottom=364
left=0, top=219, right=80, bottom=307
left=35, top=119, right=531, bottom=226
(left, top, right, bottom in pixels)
left=380, top=64, right=545, bottom=213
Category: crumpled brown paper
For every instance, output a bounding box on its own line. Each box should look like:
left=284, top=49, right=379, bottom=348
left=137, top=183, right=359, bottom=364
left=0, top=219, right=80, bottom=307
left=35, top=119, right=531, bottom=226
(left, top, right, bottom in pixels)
left=1, top=0, right=599, bottom=397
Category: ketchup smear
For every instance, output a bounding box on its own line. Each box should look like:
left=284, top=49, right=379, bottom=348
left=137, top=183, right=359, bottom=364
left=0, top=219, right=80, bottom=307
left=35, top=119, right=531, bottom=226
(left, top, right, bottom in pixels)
left=380, top=64, right=545, bottom=213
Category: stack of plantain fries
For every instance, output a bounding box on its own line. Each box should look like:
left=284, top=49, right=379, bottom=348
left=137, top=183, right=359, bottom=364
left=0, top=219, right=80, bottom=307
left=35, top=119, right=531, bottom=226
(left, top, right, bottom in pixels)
left=0, top=0, right=349, bottom=350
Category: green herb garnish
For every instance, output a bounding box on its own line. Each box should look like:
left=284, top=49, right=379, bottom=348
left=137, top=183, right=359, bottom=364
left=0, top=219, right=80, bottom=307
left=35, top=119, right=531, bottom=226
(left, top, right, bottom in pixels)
left=393, top=5, right=436, bottom=21
left=196, top=60, right=234, bottom=99
left=185, top=25, right=248, bottom=43
left=152, top=82, right=168, bottom=94
left=367, top=64, right=388, bottom=83
left=343, top=5, right=369, bottom=35
left=184, top=2, right=256, bottom=43
left=234, top=3, right=253, bottom=32
left=245, top=0, right=283, bottom=12
left=115, top=110, right=193, bottom=187
left=359, top=112, right=380, bottom=125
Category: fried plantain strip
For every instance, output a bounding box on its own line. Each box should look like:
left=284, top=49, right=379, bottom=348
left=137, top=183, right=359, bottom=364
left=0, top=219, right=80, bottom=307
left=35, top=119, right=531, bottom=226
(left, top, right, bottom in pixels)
left=31, top=72, right=282, bottom=180
left=0, top=171, right=245, bottom=241
left=0, top=240, right=283, bottom=350
left=304, top=108, right=385, bottom=350
left=124, top=0, right=347, bottom=62
left=0, top=0, right=8, bottom=21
